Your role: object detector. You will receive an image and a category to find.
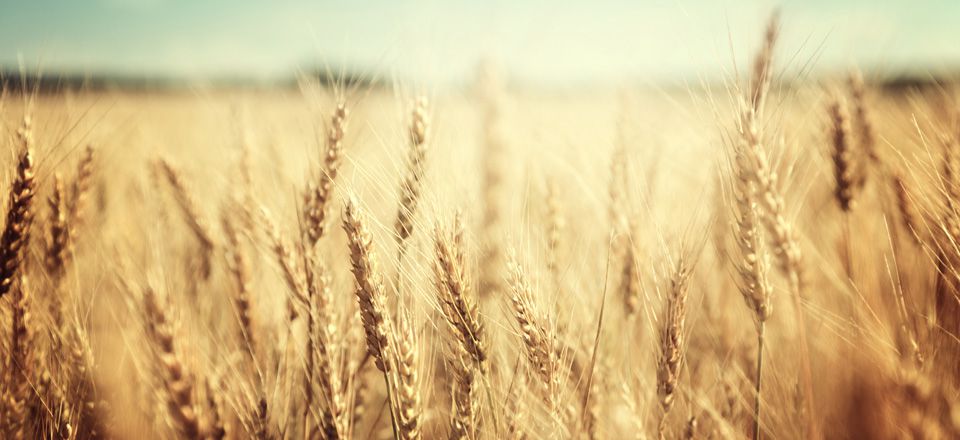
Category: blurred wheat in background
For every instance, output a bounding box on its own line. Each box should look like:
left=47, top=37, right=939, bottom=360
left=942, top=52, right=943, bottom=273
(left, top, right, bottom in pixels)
left=1, top=2, right=960, bottom=439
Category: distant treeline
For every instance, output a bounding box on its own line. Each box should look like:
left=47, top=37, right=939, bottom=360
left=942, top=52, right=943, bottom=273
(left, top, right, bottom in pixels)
left=0, top=68, right=952, bottom=93
left=0, top=68, right=386, bottom=93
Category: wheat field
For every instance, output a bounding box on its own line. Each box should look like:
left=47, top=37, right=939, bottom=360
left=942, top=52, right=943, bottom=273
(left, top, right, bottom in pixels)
left=0, top=15, right=958, bottom=439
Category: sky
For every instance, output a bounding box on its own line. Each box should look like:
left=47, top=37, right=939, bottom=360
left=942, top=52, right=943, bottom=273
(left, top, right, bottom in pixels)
left=1, top=0, right=958, bottom=85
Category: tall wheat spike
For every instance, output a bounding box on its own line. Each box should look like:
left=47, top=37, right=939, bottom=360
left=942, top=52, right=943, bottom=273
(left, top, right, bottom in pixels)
left=342, top=197, right=403, bottom=438
left=730, top=138, right=773, bottom=439
left=736, top=15, right=817, bottom=437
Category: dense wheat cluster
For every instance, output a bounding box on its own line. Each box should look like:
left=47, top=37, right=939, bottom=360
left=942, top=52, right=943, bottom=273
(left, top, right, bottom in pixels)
left=2, top=16, right=960, bottom=439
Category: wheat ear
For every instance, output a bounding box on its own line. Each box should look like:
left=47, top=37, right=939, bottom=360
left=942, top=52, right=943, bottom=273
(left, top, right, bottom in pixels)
left=304, top=103, right=348, bottom=246
left=0, top=119, right=35, bottom=299
left=434, top=215, right=487, bottom=368
left=656, top=256, right=692, bottom=440
left=143, top=288, right=204, bottom=439
left=45, top=173, right=70, bottom=279
left=342, top=197, right=402, bottom=438
left=507, top=252, right=560, bottom=411
left=158, top=158, right=216, bottom=279
left=395, top=96, right=431, bottom=248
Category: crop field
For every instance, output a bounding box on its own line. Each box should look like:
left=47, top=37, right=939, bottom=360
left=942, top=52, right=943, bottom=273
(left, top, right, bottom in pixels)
left=0, top=14, right=958, bottom=440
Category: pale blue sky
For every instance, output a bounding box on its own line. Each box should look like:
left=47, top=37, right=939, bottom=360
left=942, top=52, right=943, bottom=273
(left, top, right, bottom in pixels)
left=1, top=0, right=958, bottom=84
